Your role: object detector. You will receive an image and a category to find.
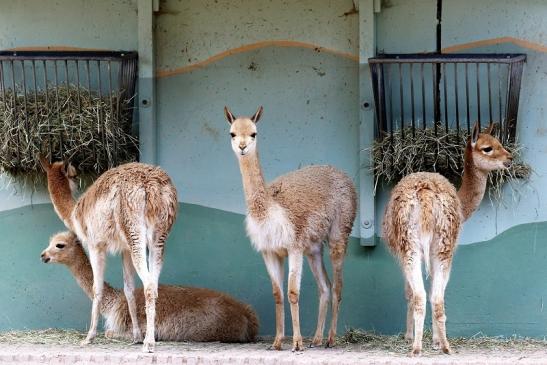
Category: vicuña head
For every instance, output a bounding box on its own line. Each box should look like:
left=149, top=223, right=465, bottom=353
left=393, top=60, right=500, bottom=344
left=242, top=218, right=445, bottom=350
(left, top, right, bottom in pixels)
left=224, top=106, right=263, bottom=157
left=465, top=122, right=513, bottom=172
left=38, top=155, right=79, bottom=193
left=41, top=231, right=81, bottom=264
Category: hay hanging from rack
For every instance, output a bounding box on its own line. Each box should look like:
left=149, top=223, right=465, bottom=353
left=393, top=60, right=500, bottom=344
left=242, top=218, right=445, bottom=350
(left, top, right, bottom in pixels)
left=0, top=85, right=138, bottom=187
left=370, top=127, right=531, bottom=201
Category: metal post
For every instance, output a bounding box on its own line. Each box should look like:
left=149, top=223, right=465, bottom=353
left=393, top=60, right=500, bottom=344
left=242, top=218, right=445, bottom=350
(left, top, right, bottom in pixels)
left=138, top=0, right=157, bottom=164
left=359, top=0, right=377, bottom=246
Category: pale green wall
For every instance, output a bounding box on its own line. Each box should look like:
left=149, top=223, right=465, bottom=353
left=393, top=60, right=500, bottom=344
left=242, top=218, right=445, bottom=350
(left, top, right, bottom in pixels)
left=0, top=0, right=547, bottom=338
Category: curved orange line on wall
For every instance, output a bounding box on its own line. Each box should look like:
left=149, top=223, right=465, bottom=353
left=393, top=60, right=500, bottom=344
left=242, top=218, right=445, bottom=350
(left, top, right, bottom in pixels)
left=442, top=36, right=547, bottom=54
left=7, top=45, right=108, bottom=52
left=156, top=40, right=359, bottom=78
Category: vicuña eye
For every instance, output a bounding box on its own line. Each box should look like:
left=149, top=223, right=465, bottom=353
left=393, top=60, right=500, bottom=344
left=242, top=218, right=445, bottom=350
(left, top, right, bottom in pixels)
left=230, top=133, right=236, bottom=138
left=482, top=146, right=493, bottom=153
left=250, top=133, right=257, bottom=138
left=56, top=243, right=65, bottom=249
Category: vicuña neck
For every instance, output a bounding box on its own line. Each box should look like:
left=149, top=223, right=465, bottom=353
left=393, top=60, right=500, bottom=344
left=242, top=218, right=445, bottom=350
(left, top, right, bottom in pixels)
left=66, top=248, right=120, bottom=305
left=457, top=146, right=488, bottom=221
left=47, top=173, right=76, bottom=230
left=238, top=151, right=270, bottom=220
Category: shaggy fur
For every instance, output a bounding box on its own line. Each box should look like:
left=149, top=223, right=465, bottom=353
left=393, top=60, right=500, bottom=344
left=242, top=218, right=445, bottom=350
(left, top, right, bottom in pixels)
left=382, top=123, right=512, bottom=356
left=225, top=106, right=357, bottom=351
left=40, top=158, right=178, bottom=352
left=41, top=232, right=258, bottom=343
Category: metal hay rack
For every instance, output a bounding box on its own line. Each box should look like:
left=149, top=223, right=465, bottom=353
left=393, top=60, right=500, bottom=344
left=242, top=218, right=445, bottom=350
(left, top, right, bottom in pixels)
left=369, top=53, right=526, bottom=143
left=0, top=50, right=138, bottom=177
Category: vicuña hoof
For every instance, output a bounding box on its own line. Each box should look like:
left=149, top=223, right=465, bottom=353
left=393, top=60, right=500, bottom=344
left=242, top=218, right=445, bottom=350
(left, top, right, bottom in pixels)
left=441, top=344, right=452, bottom=355
left=409, top=347, right=422, bottom=357
left=291, top=337, right=304, bottom=352
left=80, top=337, right=92, bottom=346
left=308, top=337, right=323, bottom=348
left=142, top=339, right=155, bottom=353
left=267, top=337, right=283, bottom=351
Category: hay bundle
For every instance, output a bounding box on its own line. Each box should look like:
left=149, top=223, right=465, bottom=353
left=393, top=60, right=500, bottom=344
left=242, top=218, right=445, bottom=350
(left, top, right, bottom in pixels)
left=370, top=127, right=531, bottom=200
left=0, top=85, right=138, bottom=185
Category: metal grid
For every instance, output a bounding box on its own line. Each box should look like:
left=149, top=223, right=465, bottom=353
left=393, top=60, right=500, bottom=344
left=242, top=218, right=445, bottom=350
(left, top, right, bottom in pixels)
left=0, top=50, right=138, bottom=167
left=369, top=53, right=526, bottom=143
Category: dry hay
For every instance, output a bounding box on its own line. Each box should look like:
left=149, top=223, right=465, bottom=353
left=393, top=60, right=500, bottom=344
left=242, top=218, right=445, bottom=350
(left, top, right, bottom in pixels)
left=0, top=85, right=138, bottom=187
left=0, top=329, right=129, bottom=346
left=340, top=328, right=547, bottom=353
left=370, top=127, right=531, bottom=201
left=1, top=328, right=546, bottom=354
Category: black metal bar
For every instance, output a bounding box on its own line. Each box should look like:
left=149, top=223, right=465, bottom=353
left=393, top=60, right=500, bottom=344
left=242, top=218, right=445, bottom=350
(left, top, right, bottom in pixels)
left=0, top=50, right=138, bottom=61
left=443, top=63, right=448, bottom=131
left=388, top=66, right=394, bottom=138
left=43, top=60, right=52, bottom=155
left=476, top=63, right=481, bottom=129
left=506, top=62, right=523, bottom=142
left=410, top=63, right=415, bottom=137
left=97, top=60, right=106, bottom=163
left=465, top=63, right=470, bottom=133
left=21, top=60, right=31, bottom=159
left=398, top=63, right=404, bottom=139
left=378, top=64, right=387, bottom=138
left=498, top=64, right=505, bottom=141
left=10, top=60, right=20, bottom=163
left=108, top=60, right=117, bottom=165
left=421, top=63, right=426, bottom=128
left=54, top=60, right=63, bottom=158
left=369, top=53, right=526, bottom=64
left=487, top=63, right=493, bottom=123
left=75, top=60, right=81, bottom=112
left=0, top=61, right=6, bottom=108
left=433, top=63, right=438, bottom=135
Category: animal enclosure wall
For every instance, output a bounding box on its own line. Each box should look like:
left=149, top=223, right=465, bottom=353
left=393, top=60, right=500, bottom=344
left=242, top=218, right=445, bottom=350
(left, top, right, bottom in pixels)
left=0, top=0, right=547, bottom=338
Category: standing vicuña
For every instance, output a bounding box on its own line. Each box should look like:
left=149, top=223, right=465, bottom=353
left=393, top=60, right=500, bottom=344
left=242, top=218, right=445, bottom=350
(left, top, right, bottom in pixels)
left=40, top=158, right=178, bottom=353
left=382, top=123, right=512, bottom=356
left=41, top=231, right=258, bottom=343
left=224, top=106, right=357, bottom=351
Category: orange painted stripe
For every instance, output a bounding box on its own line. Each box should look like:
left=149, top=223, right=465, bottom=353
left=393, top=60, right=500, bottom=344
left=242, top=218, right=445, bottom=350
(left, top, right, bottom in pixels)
left=442, top=36, right=547, bottom=54
left=156, top=40, right=359, bottom=78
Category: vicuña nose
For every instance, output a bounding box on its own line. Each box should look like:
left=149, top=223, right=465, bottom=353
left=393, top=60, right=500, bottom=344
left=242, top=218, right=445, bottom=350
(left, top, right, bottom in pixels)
left=41, top=253, right=50, bottom=263
left=239, top=144, right=246, bottom=151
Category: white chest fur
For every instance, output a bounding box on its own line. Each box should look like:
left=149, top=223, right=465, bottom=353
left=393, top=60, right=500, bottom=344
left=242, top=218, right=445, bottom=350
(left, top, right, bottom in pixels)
left=245, top=203, right=295, bottom=252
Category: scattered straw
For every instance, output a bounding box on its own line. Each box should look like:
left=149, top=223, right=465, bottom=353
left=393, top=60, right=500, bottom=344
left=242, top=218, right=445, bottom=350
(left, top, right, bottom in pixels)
left=0, top=85, right=138, bottom=187
left=340, top=328, right=547, bottom=354
left=0, top=329, right=130, bottom=346
left=369, top=127, right=531, bottom=201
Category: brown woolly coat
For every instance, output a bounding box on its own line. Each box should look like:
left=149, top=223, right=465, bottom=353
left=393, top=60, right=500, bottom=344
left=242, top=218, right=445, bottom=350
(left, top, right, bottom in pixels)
left=44, top=232, right=258, bottom=343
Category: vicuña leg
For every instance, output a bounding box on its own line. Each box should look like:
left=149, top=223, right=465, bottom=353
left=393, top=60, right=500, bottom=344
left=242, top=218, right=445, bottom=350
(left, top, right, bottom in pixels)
left=306, top=245, right=331, bottom=348
left=143, top=235, right=165, bottom=351
left=430, top=251, right=453, bottom=354
left=262, top=251, right=285, bottom=350
left=404, top=251, right=426, bottom=357
left=404, top=280, right=414, bottom=342
left=122, top=250, right=143, bottom=343
left=326, top=241, right=346, bottom=347
left=129, top=235, right=154, bottom=353
left=82, top=247, right=106, bottom=345
left=287, top=250, right=304, bottom=352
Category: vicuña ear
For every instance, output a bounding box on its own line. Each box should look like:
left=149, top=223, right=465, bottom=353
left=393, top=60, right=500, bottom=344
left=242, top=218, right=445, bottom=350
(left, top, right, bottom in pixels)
left=484, top=122, right=496, bottom=136
left=251, top=106, right=263, bottom=124
left=471, top=122, right=480, bottom=145
left=38, top=154, right=51, bottom=172
left=224, top=106, right=236, bottom=124
left=62, top=161, right=77, bottom=178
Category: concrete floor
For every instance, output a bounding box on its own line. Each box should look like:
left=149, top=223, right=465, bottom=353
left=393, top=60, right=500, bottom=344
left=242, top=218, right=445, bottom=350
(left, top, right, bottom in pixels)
left=1, top=341, right=547, bottom=365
